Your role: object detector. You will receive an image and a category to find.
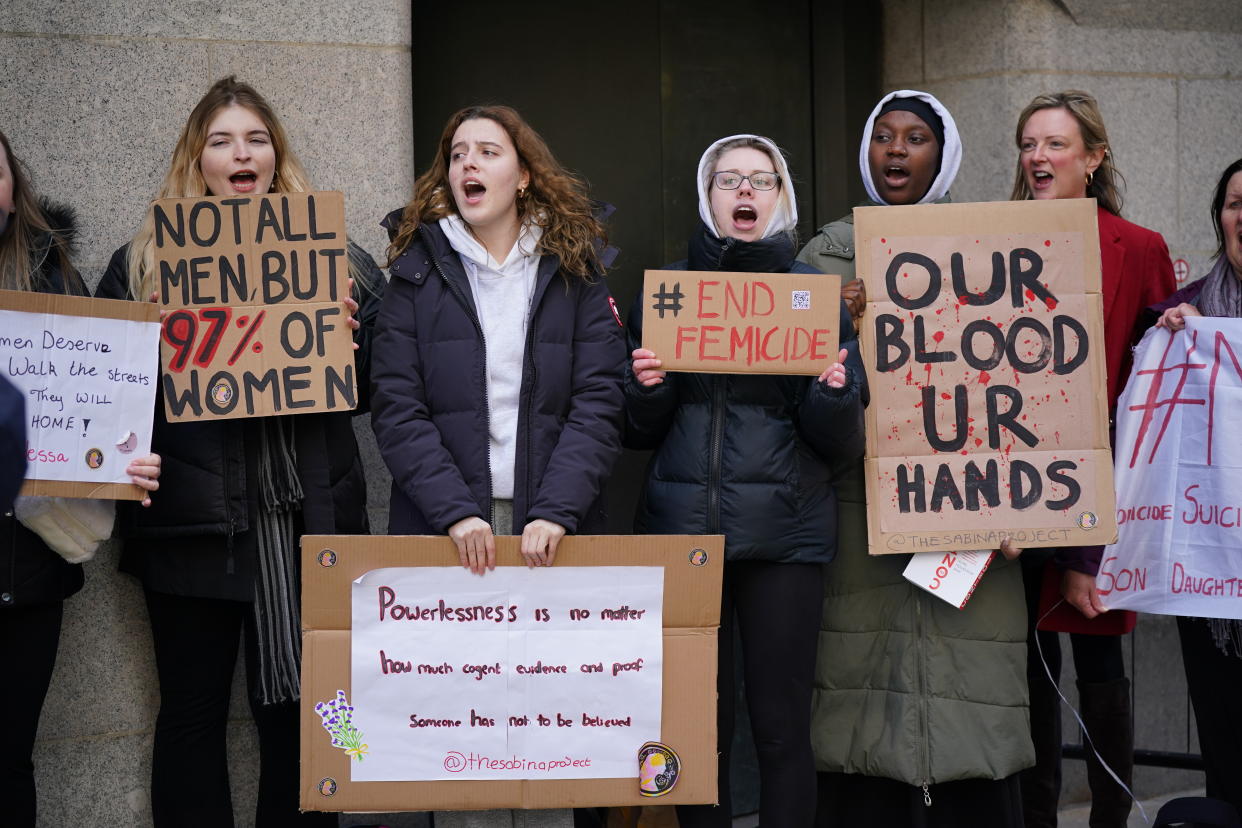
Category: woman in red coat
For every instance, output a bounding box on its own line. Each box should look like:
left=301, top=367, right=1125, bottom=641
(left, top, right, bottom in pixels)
left=1009, top=89, right=1175, bottom=828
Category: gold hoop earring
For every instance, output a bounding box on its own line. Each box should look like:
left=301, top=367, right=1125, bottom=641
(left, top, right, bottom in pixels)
left=518, top=187, right=527, bottom=199
left=1086, top=170, right=1094, bottom=187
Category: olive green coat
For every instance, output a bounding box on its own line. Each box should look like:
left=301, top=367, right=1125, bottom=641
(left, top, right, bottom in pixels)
left=798, top=210, right=1035, bottom=786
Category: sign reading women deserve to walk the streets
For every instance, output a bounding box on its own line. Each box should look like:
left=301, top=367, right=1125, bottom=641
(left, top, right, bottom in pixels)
left=1097, top=319, right=1242, bottom=618
left=300, top=535, right=723, bottom=811
left=641, top=270, right=841, bottom=374
left=152, top=191, right=356, bottom=422
left=0, top=289, right=159, bottom=499
left=857, top=199, right=1116, bottom=554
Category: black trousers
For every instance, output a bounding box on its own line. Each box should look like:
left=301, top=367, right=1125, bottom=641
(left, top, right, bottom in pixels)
left=144, top=589, right=335, bottom=828
left=0, top=600, right=63, bottom=828
left=677, top=560, right=823, bottom=828
left=1178, top=616, right=1242, bottom=815
left=817, top=771, right=1025, bottom=828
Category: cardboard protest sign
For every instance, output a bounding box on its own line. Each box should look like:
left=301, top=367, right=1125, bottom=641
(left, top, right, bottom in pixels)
left=301, top=535, right=723, bottom=812
left=1097, top=319, right=1242, bottom=618
left=0, top=289, right=159, bottom=500
left=152, top=191, right=355, bottom=422
left=857, top=199, right=1116, bottom=554
left=641, top=270, right=841, bottom=374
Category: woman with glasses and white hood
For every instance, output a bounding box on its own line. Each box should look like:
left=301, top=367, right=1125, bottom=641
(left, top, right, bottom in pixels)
left=801, top=91, right=1030, bottom=828
left=625, top=134, right=865, bottom=827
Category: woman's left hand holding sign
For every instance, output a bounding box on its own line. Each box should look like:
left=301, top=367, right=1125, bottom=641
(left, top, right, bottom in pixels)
left=127, top=453, right=162, bottom=508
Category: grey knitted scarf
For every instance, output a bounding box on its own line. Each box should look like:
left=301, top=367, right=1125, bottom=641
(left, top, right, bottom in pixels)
left=1193, top=253, right=1242, bottom=657
left=253, top=417, right=305, bottom=704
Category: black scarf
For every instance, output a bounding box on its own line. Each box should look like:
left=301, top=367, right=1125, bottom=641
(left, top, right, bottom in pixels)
left=686, top=223, right=798, bottom=274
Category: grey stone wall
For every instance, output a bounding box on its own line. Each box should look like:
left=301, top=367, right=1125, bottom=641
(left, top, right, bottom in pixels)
left=2, top=4, right=410, bottom=825
left=881, top=0, right=1242, bottom=805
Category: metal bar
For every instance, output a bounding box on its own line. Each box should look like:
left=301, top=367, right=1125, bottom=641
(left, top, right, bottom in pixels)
left=1061, top=744, right=1205, bottom=771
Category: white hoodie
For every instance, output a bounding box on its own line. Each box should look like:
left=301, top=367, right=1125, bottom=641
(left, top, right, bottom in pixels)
left=438, top=214, right=543, bottom=500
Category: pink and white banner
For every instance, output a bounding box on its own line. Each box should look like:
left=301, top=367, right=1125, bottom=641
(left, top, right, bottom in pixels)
left=1097, top=317, right=1242, bottom=618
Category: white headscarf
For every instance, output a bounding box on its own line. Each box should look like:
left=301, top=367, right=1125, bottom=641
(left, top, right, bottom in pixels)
left=696, top=134, right=798, bottom=239
left=859, top=90, right=963, bottom=206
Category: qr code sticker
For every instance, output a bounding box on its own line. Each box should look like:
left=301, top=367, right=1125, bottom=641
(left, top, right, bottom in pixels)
left=791, top=289, right=811, bottom=310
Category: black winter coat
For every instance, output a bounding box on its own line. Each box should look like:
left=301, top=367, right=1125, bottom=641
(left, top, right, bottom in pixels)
left=372, top=214, right=626, bottom=535
left=94, top=242, right=380, bottom=600
left=2, top=204, right=88, bottom=608
left=625, top=225, right=866, bottom=564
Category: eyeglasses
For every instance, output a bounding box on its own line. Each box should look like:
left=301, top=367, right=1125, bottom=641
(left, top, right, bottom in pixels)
left=711, top=171, right=781, bottom=191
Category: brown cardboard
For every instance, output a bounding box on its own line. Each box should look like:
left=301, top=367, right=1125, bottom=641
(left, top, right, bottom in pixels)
left=641, top=270, right=841, bottom=374
left=0, top=288, right=159, bottom=500
left=300, top=535, right=723, bottom=812
left=151, top=191, right=356, bottom=421
left=856, top=199, right=1116, bottom=554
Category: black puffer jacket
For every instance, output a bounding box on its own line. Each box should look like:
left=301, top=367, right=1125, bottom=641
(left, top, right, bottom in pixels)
left=94, top=242, right=381, bottom=600
left=372, top=213, right=626, bottom=535
left=624, top=225, right=865, bottom=563
left=1, top=204, right=88, bottom=608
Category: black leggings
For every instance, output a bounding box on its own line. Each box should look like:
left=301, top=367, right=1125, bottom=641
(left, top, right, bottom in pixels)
left=1177, top=616, right=1242, bottom=816
left=0, top=600, right=63, bottom=828
left=677, top=560, right=823, bottom=828
left=144, top=589, right=335, bottom=828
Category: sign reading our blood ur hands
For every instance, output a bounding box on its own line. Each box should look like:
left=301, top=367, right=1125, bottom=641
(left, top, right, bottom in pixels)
left=152, top=191, right=356, bottom=422
left=1097, top=318, right=1242, bottom=619
left=857, top=199, right=1117, bottom=555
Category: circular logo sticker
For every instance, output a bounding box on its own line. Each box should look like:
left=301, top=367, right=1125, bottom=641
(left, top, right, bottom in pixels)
left=317, top=777, right=337, bottom=797
left=1077, top=511, right=1098, bottom=530
left=85, top=448, right=104, bottom=469
left=688, top=548, right=708, bottom=567
left=211, top=379, right=234, bottom=407
left=318, top=549, right=338, bottom=568
left=639, top=741, right=681, bottom=797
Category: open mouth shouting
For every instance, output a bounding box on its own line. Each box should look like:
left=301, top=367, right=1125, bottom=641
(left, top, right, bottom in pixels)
left=1030, top=169, right=1054, bottom=192
left=731, top=202, right=759, bottom=233
left=883, top=163, right=911, bottom=189
left=461, top=178, right=487, bottom=206
left=228, top=169, right=259, bottom=194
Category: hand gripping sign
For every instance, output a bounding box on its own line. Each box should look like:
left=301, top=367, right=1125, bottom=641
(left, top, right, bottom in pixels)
left=856, top=199, right=1116, bottom=555
left=152, top=191, right=356, bottom=422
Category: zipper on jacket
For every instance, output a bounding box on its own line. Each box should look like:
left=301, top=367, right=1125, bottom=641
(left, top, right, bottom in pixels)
left=703, top=236, right=733, bottom=535
left=224, top=431, right=236, bottom=576
left=707, top=375, right=725, bottom=533
left=916, top=593, right=932, bottom=805
left=522, top=315, right=538, bottom=525
left=423, top=227, right=495, bottom=527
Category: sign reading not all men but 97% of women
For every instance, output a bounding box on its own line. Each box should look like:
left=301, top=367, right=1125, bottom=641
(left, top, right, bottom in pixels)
left=152, top=191, right=356, bottom=422
left=641, top=270, right=841, bottom=374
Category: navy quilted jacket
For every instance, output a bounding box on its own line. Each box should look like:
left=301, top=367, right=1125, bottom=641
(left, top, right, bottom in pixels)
left=372, top=213, right=626, bottom=534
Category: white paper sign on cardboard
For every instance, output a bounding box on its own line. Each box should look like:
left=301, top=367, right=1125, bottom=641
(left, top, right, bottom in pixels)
left=1097, top=318, right=1242, bottom=618
left=903, top=549, right=995, bottom=609
left=346, top=566, right=664, bottom=782
left=0, top=306, right=159, bottom=490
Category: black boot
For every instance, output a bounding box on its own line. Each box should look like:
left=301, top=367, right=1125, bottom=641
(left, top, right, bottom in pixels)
left=1021, top=662, right=1063, bottom=828
left=1078, top=677, right=1134, bottom=828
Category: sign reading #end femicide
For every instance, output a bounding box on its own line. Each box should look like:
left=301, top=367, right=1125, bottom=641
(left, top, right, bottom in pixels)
left=857, top=199, right=1116, bottom=555
left=641, top=270, right=841, bottom=375
left=0, top=289, right=159, bottom=500
left=151, top=191, right=356, bottom=422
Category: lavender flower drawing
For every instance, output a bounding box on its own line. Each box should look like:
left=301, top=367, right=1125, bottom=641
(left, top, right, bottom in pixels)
left=315, top=689, right=367, bottom=761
